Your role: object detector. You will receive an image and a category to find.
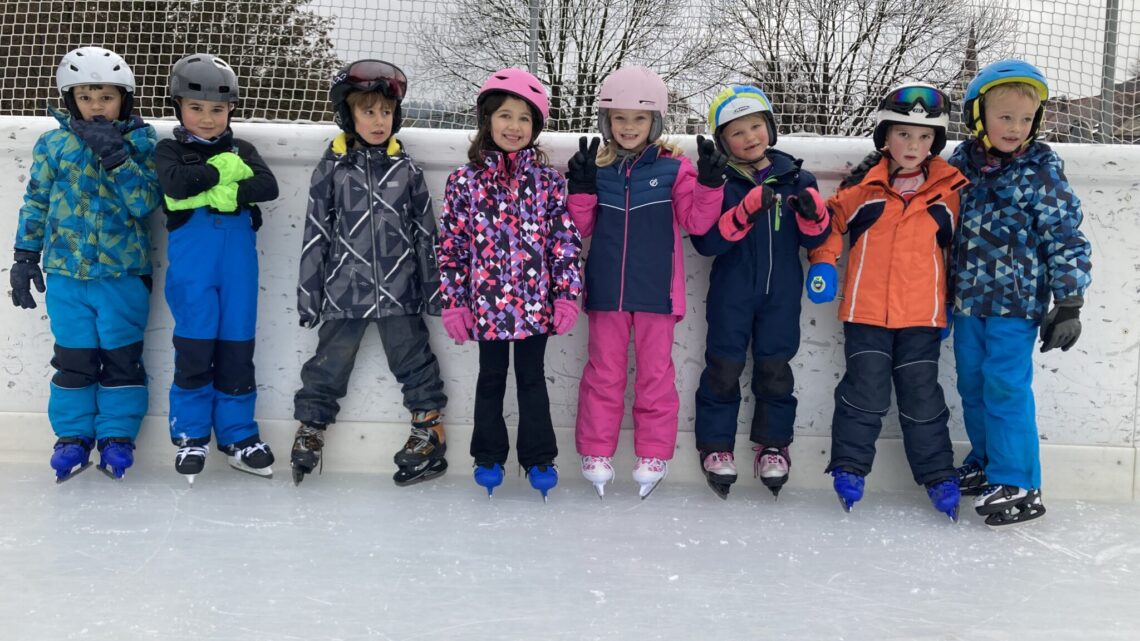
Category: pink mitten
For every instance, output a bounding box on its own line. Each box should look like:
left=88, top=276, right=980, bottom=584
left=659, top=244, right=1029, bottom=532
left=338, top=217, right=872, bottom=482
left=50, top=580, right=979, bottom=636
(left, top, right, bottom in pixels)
left=441, top=307, right=474, bottom=344
left=552, top=298, right=580, bottom=335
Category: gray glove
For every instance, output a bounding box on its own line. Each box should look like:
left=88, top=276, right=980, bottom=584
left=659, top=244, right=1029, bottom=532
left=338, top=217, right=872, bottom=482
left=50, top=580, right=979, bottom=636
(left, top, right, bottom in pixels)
left=1040, top=297, right=1082, bottom=353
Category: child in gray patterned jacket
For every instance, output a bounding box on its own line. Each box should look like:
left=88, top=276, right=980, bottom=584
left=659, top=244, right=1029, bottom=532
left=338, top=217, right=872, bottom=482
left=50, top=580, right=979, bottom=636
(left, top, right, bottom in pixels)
left=291, top=60, right=448, bottom=487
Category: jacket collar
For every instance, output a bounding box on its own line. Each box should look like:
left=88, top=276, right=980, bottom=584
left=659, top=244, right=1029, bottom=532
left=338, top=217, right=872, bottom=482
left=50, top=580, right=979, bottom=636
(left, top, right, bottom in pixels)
left=328, top=132, right=403, bottom=160
left=480, top=147, right=538, bottom=175
left=727, top=148, right=800, bottom=185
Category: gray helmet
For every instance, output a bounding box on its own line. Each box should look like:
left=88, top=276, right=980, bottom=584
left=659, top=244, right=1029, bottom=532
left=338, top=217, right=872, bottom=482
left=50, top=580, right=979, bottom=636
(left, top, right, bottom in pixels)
left=170, top=53, right=240, bottom=103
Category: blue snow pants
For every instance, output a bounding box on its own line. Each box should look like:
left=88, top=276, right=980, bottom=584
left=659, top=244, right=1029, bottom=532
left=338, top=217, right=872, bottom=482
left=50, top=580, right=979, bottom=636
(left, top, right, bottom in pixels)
left=165, top=210, right=259, bottom=448
left=694, top=290, right=801, bottom=452
left=952, top=314, right=1040, bottom=489
left=826, top=323, right=954, bottom=486
left=45, top=274, right=150, bottom=441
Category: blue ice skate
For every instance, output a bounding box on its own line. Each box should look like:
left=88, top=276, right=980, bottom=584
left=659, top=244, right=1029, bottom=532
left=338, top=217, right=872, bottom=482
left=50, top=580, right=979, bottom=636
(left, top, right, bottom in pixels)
left=526, top=464, right=558, bottom=502
left=832, top=469, right=864, bottom=512
left=473, top=462, right=504, bottom=498
left=97, top=437, right=136, bottom=480
left=51, top=437, right=94, bottom=483
left=926, top=478, right=961, bottom=522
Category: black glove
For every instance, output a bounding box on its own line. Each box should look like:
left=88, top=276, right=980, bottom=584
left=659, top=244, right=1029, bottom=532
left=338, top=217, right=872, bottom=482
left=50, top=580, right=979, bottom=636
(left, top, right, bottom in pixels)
left=567, top=136, right=600, bottom=194
left=786, top=189, right=823, bottom=223
left=10, top=250, right=45, bottom=309
left=840, top=151, right=883, bottom=189
left=70, top=116, right=129, bottom=170
left=250, top=204, right=264, bottom=232
left=299, top=315, right=319, bottom=329
left=696, top=135, right=728, bottom=188
left=1040, top=298, right=1082, bottom=352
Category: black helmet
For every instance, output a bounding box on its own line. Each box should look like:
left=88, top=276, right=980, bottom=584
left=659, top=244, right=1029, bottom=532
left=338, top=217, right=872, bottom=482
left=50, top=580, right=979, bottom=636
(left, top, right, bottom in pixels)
left=329, top=59, right=408, bottom=135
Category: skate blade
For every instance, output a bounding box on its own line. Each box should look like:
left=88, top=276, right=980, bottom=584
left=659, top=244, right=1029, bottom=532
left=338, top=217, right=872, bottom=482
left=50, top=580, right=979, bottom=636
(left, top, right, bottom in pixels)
left=838, top=495, right=855, bottom=512
left=393, top=465, right=447, bottom=487
left=184, top=474, right=197, bottom=487
left=54, top=461, right=93, bottom=484
left=291, top=466, right=309, bottom=486
left=705, top=479, right=730, bottom=500
left=638, top=480, right=663, bottom=500
left=593, top=483, right=605, bottom=499
left=228, top=460, right=273, bottom=479
left=97, top=464, right=126, bottom=481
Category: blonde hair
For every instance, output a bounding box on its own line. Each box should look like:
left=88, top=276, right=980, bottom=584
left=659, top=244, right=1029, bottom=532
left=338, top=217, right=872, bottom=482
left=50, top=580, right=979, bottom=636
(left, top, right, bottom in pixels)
left=345, top=90, right=396, bottom=112
left=984, top=82, right=1041, bottom=107
left=596, top=138, right=684, bottom=167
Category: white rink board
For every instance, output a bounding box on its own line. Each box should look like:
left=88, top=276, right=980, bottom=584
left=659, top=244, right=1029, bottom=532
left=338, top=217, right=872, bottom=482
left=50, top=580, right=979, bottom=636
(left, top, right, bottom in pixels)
left=0, top=117, right=1136, bottom=499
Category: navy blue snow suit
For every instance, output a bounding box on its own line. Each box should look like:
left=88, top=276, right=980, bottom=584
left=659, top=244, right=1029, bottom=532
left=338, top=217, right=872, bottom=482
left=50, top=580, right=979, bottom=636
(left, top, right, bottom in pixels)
left=691, top=149, right=829, bottom=452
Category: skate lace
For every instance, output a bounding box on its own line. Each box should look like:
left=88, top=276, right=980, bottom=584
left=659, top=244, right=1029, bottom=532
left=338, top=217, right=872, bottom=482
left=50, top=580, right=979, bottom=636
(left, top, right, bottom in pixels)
left=295, top=424, right=325, bottom=450
left=581, top=455, right=612, bottom=471
left=635, top=457, right=665, bottom=473
left=176, top=445, right=208, bottom=462
left=702, top=451, right=734, bottom=473
left=238, top=441, right=270, bottom=458
left=752, top=445, right=789, bottom=478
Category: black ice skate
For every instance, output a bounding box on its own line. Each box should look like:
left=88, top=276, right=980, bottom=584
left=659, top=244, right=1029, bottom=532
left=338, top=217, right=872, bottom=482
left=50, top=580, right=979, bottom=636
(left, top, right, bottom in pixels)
left=393, top=410, right=448, bottom=486
left=174, top=439, right=210, bottom=486
left=975, top=485, right=1046, bottom=527
left=220, top=436, right=275, bottom=479
left=956, top=462, right=988, bottom=496
left=290, top=423, right=325, bottom=486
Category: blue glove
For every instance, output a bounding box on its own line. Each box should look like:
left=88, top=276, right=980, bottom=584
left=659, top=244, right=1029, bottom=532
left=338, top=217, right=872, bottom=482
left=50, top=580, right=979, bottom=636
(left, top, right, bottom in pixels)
left=69, top=116, right=129, bottom=170
left=805, top=263, right=837, bottom=304
left=941, top=305, right=954, bottom=341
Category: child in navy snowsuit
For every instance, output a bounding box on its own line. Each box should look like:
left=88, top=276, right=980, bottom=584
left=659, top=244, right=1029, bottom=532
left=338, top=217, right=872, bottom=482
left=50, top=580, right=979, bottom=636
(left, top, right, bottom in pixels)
left=566, top=65, right=722, bottom=499
left=949, top=60, right=1092, bottom=527
left=158, top=54, right=279, bottom=483
left=13, top=47, right=161, bottom=482
left=690, top=85, right=831, bottom=499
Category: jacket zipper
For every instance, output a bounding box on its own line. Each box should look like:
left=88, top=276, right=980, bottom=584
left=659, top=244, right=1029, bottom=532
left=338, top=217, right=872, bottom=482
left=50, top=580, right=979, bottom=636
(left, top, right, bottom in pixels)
left=618, top=160, right=632, bottom=310
left=366, top=153, right=383, bottom=314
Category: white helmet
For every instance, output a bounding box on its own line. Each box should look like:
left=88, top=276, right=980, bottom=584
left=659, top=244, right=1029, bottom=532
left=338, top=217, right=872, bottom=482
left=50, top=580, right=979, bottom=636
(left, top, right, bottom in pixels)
left=57, top=47, right=136, bottom=94
left=872, top=82, right=951, bottom=154
left=56, top=47, right=135, bottom=121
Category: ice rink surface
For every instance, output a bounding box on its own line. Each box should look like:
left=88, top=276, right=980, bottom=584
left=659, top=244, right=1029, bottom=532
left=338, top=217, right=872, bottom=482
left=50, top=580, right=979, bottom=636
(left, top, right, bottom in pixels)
left=3, top=460, right=1138, bottom=641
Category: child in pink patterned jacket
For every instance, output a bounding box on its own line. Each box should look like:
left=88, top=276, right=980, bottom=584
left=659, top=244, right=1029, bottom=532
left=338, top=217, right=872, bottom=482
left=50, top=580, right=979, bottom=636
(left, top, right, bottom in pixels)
left=565, top=66, right=724, bottom=499
left=436, top=68, right=583, bottom=501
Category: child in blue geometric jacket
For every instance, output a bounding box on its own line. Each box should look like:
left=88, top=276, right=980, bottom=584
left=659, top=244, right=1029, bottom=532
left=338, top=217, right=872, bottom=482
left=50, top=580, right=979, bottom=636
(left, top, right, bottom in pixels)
left=949, top=60, right=1092, bottom=527
left=12, top=47, right=162, bottom=482
left=158, top=54, right=280, bottom=485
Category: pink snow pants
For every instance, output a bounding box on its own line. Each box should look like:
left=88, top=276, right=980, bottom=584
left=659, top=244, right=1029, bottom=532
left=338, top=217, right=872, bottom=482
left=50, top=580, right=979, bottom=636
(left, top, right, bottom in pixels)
left=575, top=310, right=679, bottom=460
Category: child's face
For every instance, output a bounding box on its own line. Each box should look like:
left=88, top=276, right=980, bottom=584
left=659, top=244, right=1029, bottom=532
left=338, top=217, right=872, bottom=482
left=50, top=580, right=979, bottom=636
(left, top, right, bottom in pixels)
left=608, top=109, right=653, bottom=152
left=180, top=98, right=234, bottom=140
left=351, top=100, right=395, bottom=146
left=884, top=124, right=935, bottom=172
left=720, top=114, right=770, bottom=163
left=983, top=90, right=1039, bottom=154
left=72, top=85, right=122, bottom=121
left=489, top=96, right=535, bottom=153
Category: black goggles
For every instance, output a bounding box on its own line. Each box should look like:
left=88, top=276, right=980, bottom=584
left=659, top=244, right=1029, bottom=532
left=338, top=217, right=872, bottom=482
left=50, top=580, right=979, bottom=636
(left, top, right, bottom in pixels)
left=341, top=60, right=407, bottom=100
left=880, top=85, right=949, bottom=117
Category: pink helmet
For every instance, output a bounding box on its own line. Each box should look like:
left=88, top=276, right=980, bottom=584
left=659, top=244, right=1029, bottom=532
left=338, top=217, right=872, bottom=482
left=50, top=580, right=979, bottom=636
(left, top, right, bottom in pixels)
left=597, top=65, right=669, bottom=142
left=477, top=68, right=550, bottom=134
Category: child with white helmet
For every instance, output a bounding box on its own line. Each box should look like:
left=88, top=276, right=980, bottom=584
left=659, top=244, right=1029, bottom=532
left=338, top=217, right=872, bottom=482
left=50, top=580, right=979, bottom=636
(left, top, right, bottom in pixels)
left=807, top=82, right=967, bottom=521
left=12, top=47, right=162, bottom=482
left=158, top=53, right=280, bottom=485
left=436, top=68, right=583, bottom=501
left=948, top=60, right=1091, bottom=527
left=566, top=65, right=724, bottom=499
left=690, top=85, right=831, bottom=500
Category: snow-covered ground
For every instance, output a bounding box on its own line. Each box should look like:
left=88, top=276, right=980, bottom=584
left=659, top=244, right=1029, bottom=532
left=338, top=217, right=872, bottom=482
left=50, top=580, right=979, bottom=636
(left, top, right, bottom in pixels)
left=3, top=461, right=1138, bottom=641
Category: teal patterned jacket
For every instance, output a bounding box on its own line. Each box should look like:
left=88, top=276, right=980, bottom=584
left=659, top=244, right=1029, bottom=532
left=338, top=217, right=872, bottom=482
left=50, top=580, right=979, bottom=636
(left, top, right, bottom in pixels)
left=14, top=107, right=161, bottom=279
left=949, top=140, right=1092, bottom=322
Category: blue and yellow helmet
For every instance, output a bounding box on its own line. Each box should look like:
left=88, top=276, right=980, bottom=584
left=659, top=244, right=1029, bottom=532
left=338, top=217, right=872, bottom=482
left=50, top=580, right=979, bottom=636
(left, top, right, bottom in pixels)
left=963, top=59, right=1049, bottom=152
left=707, top=85, right=777, bottom=149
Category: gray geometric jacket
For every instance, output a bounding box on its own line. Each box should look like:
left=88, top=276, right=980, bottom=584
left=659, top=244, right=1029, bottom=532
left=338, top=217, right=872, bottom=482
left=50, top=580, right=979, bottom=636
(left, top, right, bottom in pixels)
left=297, top=133, right=441, bottom=325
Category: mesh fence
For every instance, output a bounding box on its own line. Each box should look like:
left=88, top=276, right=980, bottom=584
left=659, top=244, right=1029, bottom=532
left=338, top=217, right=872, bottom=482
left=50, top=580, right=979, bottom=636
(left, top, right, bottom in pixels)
left=1, top=0, right=1137, bottom=142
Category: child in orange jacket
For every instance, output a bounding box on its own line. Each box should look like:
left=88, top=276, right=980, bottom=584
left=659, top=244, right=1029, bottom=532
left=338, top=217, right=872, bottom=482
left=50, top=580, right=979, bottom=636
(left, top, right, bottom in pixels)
left=806, top=83, right=967, bottom=521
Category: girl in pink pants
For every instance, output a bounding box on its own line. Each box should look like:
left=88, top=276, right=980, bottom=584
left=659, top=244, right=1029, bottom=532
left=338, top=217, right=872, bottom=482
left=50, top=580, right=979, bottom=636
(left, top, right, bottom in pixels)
left=565, top=65, right=724, bottom=498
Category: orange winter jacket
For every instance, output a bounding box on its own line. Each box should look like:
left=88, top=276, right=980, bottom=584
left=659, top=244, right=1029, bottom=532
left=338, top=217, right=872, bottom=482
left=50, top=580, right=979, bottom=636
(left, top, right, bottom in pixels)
left=809, top=156, right=967, bottom=329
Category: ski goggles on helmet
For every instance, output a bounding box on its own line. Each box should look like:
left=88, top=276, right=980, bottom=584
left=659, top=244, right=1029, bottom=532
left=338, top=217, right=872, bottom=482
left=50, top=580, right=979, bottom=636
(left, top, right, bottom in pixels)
left=879, top=85, right=949, bottom=118
left=337, top=60, right=407, bottom=99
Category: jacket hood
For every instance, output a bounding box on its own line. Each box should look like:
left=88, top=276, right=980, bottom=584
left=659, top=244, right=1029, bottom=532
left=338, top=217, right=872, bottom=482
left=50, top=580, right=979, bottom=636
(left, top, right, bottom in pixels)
left=951, top=138, right=1054, bottom=173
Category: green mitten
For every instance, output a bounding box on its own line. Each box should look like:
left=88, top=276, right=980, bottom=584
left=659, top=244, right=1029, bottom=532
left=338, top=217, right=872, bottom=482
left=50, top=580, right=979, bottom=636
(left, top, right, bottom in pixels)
left=164, top=192, right=210, bottom=211
left=204, top=182, right=240, bottom=212
left=207, top=152, right=254, bottom=184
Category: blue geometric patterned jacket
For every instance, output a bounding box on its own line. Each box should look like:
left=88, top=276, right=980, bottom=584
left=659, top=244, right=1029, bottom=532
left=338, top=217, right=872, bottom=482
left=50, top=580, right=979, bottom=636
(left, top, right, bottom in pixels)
left=14, top=107, right=161, bottom=279
left=948, top=140, right=1092, bottom=322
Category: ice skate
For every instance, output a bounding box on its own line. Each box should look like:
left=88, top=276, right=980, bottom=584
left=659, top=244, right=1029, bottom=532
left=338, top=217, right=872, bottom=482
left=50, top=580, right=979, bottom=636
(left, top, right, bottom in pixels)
left=96, top=437, right=135, bottom=480
left=925, top=477, right=961, bottom=522
left=974, top=484, right=1042, bottom=516
left=220, top=436, right=275, bottom=479
left=50, top=436, right=94, bottom=483
left=473, top=462, right=504, bottom=498
left=290, top=423, right=325, bottom=486
left=526, top=463, right=558, bottom=502
left=174, top=442, right=209, bottom=486
left=956, top=461, right=988, bottom=496
left=753, top=445, right=790, bottom=499
left=982, top=487, right=1046, bottom=528
left=632, top=457, right=667, bottom=500
left=832, top=469, right=864, bottom=512
left=393, top=411, right=448, bottom=487
left=580, top=455, right=614, bottom=498
left=699, top=451, right=736, bottom=500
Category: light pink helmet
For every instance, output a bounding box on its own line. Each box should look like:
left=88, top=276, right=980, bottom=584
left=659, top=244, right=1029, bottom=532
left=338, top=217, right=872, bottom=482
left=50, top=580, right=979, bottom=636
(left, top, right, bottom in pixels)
left=597, top=65, right=669, bottom=142
left=477, top=68, right=550, bottom=135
